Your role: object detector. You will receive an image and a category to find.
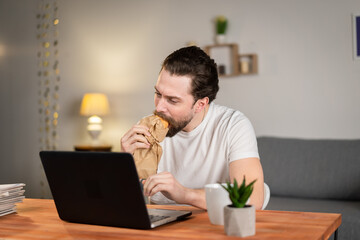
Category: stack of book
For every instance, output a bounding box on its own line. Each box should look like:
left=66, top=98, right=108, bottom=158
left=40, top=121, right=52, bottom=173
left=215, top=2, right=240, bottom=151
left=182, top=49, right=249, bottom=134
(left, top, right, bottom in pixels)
left=0, top=183, right=25, bottom=217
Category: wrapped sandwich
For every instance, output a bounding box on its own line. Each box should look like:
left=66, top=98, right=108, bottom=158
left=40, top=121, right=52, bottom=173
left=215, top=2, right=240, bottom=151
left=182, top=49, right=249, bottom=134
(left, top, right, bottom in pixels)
left=133, top=115, right=169, bottom=179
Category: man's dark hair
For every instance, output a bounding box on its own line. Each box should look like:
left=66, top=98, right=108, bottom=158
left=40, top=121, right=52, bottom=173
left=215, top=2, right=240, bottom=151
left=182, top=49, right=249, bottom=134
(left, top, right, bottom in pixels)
left=161, top=46, right=219, bottom=103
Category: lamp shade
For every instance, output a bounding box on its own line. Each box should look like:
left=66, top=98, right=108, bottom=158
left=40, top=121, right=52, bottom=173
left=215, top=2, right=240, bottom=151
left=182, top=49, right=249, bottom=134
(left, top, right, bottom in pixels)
left=80, top=93, right=110, bottom=116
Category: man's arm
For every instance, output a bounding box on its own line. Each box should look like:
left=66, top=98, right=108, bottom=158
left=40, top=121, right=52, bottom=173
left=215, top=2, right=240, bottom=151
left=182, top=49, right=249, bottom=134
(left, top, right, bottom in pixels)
left=143, top=158, right=264, bottom=210
left=229, top=157, right=264, bottom=210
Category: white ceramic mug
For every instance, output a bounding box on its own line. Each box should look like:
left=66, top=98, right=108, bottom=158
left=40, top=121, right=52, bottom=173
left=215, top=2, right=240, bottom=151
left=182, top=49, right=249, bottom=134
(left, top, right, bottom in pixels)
left=205, top=183, right=231, bottom=225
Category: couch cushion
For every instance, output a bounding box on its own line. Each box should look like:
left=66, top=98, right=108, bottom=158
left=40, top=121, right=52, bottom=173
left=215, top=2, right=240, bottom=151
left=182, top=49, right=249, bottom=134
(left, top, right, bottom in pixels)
left=258, top=137, right=360, bottom=200
left=267, top=196, right=360, bottom=240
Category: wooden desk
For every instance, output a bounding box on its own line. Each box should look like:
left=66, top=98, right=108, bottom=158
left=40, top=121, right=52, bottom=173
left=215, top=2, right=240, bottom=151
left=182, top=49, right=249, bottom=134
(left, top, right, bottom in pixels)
left=0, top=199, right=341, bottom=239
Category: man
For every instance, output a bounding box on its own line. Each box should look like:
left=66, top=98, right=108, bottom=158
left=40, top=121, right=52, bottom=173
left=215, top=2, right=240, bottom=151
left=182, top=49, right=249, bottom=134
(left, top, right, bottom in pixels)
left=121, top=46, right=264, bottom=210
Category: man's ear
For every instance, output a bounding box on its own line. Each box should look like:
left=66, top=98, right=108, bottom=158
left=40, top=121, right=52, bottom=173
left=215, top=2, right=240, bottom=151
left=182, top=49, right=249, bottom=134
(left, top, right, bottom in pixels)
left=194, top=97, right=209, bottom=113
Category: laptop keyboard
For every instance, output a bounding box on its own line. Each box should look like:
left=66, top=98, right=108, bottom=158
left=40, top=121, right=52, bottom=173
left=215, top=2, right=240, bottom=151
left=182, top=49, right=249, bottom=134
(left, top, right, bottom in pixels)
left=149, top=214, right=170, bottom=223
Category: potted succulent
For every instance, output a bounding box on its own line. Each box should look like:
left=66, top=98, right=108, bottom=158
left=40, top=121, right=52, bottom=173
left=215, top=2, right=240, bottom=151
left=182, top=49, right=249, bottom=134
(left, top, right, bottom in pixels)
left=215, top=15, right=228, bottom=44
left=221, top=177, right=257, bottom=237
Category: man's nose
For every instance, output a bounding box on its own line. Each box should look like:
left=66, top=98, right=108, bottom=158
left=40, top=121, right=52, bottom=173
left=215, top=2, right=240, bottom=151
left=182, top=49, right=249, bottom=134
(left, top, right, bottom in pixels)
left=155, top=98, right=167, bottom=113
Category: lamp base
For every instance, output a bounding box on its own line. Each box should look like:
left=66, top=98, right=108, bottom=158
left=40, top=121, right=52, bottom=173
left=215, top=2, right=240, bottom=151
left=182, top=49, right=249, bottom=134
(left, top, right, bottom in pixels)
left=87, top=115, right=103, bottom=145
left=88, top=129, right=101, bottom=145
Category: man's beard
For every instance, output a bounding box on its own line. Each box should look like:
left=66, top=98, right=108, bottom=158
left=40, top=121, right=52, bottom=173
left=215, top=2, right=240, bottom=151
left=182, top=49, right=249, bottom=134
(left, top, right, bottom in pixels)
left=154, top=110, right=193, bottom=137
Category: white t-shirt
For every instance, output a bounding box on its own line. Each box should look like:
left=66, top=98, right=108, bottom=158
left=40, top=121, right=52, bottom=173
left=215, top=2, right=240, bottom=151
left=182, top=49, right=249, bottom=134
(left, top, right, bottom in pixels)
left=151, top=103, right=259, bottom=204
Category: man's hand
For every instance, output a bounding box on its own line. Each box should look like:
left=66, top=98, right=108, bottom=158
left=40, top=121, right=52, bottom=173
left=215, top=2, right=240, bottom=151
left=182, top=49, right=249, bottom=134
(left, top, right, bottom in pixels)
left=143, top=172, right=187, bottom=202
left=143, top=172, right=206, bottom=209
left=120, top=125, right=151, bottom=154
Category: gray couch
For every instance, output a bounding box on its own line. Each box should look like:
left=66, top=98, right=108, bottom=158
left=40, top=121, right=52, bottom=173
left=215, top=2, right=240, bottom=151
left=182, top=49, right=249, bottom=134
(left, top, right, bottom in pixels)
left=258, top=137, right=360, bottom=240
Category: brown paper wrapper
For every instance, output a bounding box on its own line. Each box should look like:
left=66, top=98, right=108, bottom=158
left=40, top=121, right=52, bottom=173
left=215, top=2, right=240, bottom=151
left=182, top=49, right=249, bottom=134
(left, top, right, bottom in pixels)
left=133, top=115, right=168, bottom=179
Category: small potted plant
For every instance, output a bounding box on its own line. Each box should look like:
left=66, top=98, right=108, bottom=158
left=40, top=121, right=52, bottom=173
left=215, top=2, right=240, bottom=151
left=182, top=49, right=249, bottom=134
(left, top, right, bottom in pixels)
left=221, top=177, right=257, bottom=237
left=215, top=15, right=228, bottom=44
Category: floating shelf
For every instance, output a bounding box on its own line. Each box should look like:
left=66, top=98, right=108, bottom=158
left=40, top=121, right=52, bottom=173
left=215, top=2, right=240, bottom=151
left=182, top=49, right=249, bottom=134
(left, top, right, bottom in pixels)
left=204, top=43, right=258, bottom=77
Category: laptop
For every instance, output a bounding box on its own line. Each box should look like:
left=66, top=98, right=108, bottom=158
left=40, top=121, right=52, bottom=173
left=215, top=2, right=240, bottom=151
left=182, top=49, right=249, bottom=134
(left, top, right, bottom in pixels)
left=39, top=151, right=192, bottom=229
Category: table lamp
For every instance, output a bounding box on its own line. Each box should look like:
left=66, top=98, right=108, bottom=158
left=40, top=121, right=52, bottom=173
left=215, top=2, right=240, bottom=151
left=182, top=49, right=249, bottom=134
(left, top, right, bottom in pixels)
left=80, top=93, right=109, bottom=145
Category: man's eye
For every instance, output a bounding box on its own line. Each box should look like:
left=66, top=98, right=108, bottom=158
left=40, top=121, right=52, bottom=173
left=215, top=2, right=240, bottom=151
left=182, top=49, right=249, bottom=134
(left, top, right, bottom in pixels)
left=155, top=92, right=161, bottom=97
left=168, top=99, right=178, bottom=104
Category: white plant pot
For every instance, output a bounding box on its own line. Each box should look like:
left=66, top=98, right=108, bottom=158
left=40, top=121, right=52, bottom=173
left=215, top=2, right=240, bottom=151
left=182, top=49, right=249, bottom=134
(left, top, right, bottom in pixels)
left=223, top=205, right=256, bottom=237
left=215, top=34, right=226, bottom=44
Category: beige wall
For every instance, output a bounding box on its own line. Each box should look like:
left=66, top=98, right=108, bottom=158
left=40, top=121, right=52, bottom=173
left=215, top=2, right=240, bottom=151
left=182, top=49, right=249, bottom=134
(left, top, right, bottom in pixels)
left=1, top=0, right=360, bottom=198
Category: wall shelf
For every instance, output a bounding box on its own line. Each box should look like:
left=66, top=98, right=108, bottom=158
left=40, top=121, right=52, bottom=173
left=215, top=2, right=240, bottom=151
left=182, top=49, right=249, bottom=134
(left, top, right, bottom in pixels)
left=204, top=43, right=258, bottom=77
